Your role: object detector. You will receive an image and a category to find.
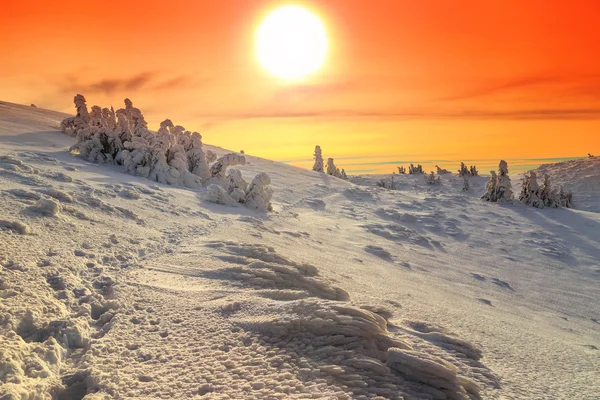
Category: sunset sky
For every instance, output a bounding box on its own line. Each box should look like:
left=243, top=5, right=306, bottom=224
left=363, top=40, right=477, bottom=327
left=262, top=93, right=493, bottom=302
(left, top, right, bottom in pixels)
left=2, top=0, right=599, bottom=172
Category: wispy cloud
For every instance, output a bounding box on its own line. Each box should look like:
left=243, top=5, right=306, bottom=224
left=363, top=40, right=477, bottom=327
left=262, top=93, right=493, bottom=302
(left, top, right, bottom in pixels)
left=57, top=71, right=197, bottom=96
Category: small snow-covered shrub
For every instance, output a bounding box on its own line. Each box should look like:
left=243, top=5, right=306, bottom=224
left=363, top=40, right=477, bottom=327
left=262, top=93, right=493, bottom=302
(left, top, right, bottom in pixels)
left=210, top=153, right=246, bottom=180
left=206, top=150, right=217, bottom=164
left=520, top=172, right=572, bottom=208
left=397, top=166, right=406, bottom=174
left=482, top=160, right=513, bottom=202
left=61, top=94, right=90, bottom=136
left=313, top=145, right=324, bottom=172
left=436, top=165, right=450, bottom=175
left=207, top=184, right=232, bottom=205
left=244, top=172, right=273, bottom=211
left=458, top=162, right=469, bottom=176
left=425, top=172, right=441, bottom=185
left=469, top=165, right=479, bottom=176
left=408, top=164, right=423, bottom=174
left=326, top=158, right=343, bottom=178
left=462, top=175, right=470, bottom=191
left=340, top=169, right=348, bottom=180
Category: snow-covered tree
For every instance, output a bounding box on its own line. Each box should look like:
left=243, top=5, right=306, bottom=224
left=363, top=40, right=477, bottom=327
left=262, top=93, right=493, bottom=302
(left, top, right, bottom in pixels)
left=61, top=94, right=90, bottom=136
left=462, top=175, right=470, bottom=191
left=458, top=162, right=469, bottom=176
left=244, top=172, right=273, bottom=211
left=313, top=145, right=324, bottom=172
left=326, top=158, right=341, bottom=177
left=435, top=165, right=450, bottom=174
left=469, top=165, right=479, bottom=176
left=226, top=168, right=248, bottom=203
left=210, top=153, right=246, bottom=180
left=425, top=171, right=441, bottom=185
left=397, top=166, right=406, bottom=174
left=409, top=164, right=423, bottom=174
left=482, top=171, right=498, bottom=201
left=340, top=169, right=348, bottom=180
left=482, top=160, right=513, bottom=202
left=519, top=171, right=543, bottom=208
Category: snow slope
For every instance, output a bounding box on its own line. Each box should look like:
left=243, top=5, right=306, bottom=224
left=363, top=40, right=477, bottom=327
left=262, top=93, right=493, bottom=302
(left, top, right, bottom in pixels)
left=1, top=100, right=599, bottom=399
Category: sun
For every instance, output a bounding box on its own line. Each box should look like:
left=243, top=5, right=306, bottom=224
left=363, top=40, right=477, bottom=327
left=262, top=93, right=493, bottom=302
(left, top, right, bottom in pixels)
left=256, top=5, right=328, bottom=80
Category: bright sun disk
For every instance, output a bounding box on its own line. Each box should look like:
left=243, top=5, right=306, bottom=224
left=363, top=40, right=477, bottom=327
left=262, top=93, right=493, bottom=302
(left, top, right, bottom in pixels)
left=256, top=5, right=328, bottom=80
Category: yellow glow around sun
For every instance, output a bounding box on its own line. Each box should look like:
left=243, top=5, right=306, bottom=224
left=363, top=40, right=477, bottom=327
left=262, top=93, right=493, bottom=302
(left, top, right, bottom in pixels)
left=256, top=5, right=328, bottom=80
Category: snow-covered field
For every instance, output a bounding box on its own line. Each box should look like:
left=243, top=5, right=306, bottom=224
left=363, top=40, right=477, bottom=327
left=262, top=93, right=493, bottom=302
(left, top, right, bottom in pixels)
left=1, top=100, right=599, bottom=399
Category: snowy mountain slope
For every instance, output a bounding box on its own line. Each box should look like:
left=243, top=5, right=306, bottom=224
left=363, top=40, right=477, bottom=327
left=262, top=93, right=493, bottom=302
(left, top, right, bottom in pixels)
left=525, top=157, right=600, bottom=213
left=1, top=100, right=599, bottom=399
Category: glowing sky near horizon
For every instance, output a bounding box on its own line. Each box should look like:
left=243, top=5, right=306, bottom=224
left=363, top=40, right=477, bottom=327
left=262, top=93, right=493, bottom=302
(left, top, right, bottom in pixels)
left=1, top=0, right=599, bottom=166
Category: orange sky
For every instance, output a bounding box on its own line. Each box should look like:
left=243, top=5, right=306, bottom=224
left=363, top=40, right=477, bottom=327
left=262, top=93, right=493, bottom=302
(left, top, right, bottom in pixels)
left=1, top=0, right=599, bottom=165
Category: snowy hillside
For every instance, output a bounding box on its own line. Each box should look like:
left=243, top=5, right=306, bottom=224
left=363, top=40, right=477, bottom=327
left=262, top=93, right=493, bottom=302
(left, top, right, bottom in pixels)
left=1, top=100, right=599, bottom=399
left=526, top=157, right=600, bottom=213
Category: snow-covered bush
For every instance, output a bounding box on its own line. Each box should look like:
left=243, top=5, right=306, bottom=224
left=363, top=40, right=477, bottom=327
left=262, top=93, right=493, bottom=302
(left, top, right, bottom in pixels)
left=520, top=172, right=572, bottom=208
left=435, top=165, right=450, bottom=174
left=397, top=166, right=406, bottom=174
left=244, top=172, right=273, bottom=211
left=425, top=172, right=441, bottom=185
left=589, top=153, right=595, bottom=158
left=469, top=165, right=479, bottom=176
left=458, top=162, right=469, bottom=176
left=61, top=94, right=90, bottom=136
left=207, top=184, right=232, bottom=205
left=462, top=175, right=470, bottom=191
left=409, top=164, right=423, bottom=174
left=340, top=169, right=348, bottom=180
left=313, top=145, right=324, bottom=172
left=210, top=153, right=246, bottom=180
left=226, top=168, right=248, bottom=203
left=326, top=158, right=343, bottom=178
left=482, top=160, right=513, bottom=202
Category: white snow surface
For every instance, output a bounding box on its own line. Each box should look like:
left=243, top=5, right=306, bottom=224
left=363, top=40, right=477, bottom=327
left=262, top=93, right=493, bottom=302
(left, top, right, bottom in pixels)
left=1, top=100, right=599, bottom=399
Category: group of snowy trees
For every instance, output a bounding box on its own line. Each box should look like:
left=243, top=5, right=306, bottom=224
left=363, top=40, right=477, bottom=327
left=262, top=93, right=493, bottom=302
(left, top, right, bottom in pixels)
left=396, top=164, right=423, bottom=174
left=62, top=94, right=272, bottom=212
left=482, top=160, right=572, bottom=208
left=458, top=162, right=478, bottom=176
left=518, top=171, right=572, bottom=208
left=313, top=145, right=348, bottom=180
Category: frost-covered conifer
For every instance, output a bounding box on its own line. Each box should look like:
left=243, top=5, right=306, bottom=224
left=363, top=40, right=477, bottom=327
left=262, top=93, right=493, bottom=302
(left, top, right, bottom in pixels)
left=462, top=175, right=470, bottom=191
left=398, top=166, right=406, bottom=174
left=210, top=153, right=246, bottom=180
left=458, top=162, right=469, bottom=176
left=469, top=165, right=479, bottom=176
left=409, top=164, right=423, bottom=174
left=313, top=145, right=324, bottom=172
left=519, top=171, right=543, bottom=207
left=482, top=160, right=513, bottom=202
left=61, top=94, right=90, bottom=136
left=326, top=158, right=338, bottom=176
left=425, top=171, right=441, bottom=185
left=186, top=132, right=210, bottom=181
left=435, top=165, right=450, bottom=175
left=341, top=169, right=348, bottom=180
left=226, top=168, right=248, bottom=203
left=244, top=172, right=273, bottom=211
